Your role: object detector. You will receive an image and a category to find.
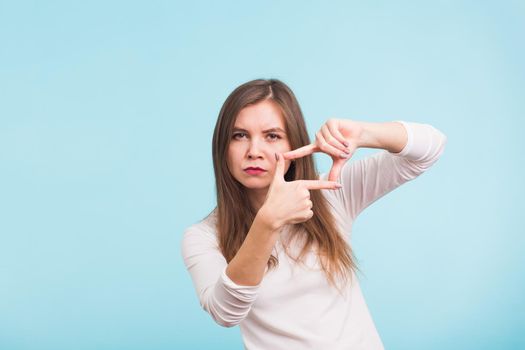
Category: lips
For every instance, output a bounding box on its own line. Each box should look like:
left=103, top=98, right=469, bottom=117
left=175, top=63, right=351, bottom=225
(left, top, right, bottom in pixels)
left=244, top=167, right=266, bottom=171
left=244, top=166, right=267, bottom=175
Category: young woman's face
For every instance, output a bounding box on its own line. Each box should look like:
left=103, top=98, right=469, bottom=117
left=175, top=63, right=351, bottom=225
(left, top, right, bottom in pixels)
left=227, top=100, right=292, bottom=191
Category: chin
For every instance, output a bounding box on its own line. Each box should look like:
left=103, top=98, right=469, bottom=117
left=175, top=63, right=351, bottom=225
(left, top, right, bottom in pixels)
left=239, top=178, right=270, bottom=190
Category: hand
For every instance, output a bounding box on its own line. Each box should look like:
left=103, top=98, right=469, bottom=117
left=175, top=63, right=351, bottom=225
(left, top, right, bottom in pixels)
left=259, top=153, right=342, bottom=230
left=283, top=119, right=364, bottom=181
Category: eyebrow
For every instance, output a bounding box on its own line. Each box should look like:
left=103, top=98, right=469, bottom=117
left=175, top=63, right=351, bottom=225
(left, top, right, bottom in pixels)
left=232, top=127, right=286, bottom=133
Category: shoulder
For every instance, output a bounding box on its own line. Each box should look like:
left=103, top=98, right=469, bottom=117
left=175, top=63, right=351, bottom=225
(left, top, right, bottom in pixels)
left=181, top=208, right=219, bottom=248
left=180, top=208, right=226, bottom=274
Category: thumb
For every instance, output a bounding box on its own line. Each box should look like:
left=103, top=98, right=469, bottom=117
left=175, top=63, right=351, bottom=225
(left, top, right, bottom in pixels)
left=272, top=152, right=286, bottom=184
left=328, top=159, right=345, bottom=182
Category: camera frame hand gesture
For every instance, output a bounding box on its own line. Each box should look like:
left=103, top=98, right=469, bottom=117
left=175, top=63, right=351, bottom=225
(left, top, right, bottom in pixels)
left=283, top=119, right=364, bottom=182
left=261, top=153, right=341, bottom=229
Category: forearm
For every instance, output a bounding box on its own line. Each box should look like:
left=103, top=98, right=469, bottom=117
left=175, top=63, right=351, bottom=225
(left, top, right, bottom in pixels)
left=357, top=121, right=408, bottom=153
left=225, top=210, right=280, bottom=286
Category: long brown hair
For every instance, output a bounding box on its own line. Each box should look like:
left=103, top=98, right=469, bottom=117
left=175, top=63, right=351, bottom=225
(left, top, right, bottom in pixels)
left=212, top=78, right=358, bottom=290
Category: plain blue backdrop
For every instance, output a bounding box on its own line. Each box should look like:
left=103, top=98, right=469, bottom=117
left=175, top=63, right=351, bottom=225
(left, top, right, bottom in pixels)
left=1, top=1, right=524, bottom=349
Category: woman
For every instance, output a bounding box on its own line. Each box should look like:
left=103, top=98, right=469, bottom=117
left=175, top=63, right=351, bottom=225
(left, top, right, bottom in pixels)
left=181, top=78, right=447, bottom=349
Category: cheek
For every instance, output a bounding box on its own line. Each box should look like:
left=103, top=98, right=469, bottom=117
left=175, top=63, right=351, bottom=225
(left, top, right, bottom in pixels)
left=226, top=147, right=237, bottom=170
left=278, top=140, right=292, bottom=153
left=227, top=145, right=245, bottom=172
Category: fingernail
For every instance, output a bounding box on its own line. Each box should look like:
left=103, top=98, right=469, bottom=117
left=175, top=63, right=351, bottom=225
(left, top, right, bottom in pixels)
left=343, top=141, right=350, bottom=147
left=340, top=153, right=350, bottom=158
left=335, top=183, right=343, bottom=188
left=344, top=148, right=351, bottom=154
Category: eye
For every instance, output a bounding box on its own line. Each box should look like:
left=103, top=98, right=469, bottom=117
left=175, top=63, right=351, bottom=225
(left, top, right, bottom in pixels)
left=267, top=133, right=282, bottom=141
left=232, top=132, right=247, bottom=140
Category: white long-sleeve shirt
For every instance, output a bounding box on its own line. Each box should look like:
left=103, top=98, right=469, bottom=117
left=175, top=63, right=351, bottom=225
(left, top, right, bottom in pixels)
left=181, top=121, right=447, bottom=349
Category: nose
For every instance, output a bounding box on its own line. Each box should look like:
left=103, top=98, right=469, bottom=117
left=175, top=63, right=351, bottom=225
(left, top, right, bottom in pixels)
left=247, top=138, right=264, bottom=159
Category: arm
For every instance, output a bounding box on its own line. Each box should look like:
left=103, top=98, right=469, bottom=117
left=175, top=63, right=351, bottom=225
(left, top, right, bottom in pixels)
left=182, top=155, right=340, bottom=327
left=181, top=211, right=288, bottom=328
left=283, top=119, right=410, bottom=182
left=225, top=210, right=280, bottom=286
left=357, top=121, right=408, bottom=154
left=335, top=120, right=448, bottom=220
left=181, top=218, right=270, bottom=328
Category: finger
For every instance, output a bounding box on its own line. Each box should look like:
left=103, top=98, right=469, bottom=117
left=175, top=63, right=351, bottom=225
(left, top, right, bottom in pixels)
left=306, top=199, right=313, bottom=209
left=317, top=131, right=350, bottom=159
left=283, top=143, right=318, bottom=160
left=305, top=210, right=314, bottom=221
left=326, top=120, right=350, bottom=148
left=345, top=142, right=358, bottom=158
left=321, top=124, right=348, bottom=153
left=297, top=180, right=343, bottom=190
left=328, top=159, right=346, bottom=182
left=272, top=152, right=285, bottom=182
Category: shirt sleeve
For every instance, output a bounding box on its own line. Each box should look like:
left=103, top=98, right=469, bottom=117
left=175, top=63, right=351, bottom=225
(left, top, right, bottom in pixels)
left=325, top=121, right=447, bottom=221
left=181, top=224, right=261, bottom=327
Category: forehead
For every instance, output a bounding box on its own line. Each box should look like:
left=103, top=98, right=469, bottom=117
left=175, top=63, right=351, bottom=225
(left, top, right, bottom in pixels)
left=234, top=100, right=286, bottom=129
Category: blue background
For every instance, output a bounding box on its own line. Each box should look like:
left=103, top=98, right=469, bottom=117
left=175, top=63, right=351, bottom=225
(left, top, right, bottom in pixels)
left=1, top=1, right=524, bottom=349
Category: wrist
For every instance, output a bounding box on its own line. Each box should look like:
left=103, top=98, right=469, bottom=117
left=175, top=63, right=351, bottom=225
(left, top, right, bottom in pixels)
left=255, top=206, right=282, bottom=233
left=361, top=121, right=408, bottom=153
left=355, top=121, right=378, bottom=149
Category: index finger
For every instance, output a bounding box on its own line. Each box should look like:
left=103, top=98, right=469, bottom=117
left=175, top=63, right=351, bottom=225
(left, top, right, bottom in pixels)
left=283, top=144, right=318, bottom=160
left=296, top=180, right=342, bottom=190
